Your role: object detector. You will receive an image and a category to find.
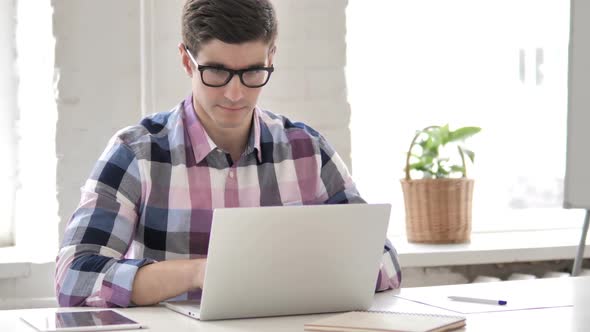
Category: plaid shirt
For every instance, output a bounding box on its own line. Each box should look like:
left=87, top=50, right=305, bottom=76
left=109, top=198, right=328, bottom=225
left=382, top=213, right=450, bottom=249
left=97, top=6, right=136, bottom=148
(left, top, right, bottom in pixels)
left=55, top=95, right=402, bottom=307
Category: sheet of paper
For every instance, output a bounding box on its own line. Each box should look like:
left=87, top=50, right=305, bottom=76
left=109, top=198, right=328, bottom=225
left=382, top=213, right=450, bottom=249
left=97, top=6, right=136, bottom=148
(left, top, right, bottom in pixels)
left=395, top=278, right=574, bottom=314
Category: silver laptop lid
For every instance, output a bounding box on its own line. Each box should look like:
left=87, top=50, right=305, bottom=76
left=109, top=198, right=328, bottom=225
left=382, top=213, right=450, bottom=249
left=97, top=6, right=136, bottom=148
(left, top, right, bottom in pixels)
left=199, top=203, right=391, bottom=320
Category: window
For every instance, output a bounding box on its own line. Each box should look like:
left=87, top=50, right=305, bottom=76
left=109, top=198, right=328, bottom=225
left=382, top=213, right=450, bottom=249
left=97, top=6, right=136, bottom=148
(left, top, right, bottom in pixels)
left=0, top=0, right=58, bottom=259
left=0, top=0, right=18, bottom=247
left=346, top=0, right=580, bottom=235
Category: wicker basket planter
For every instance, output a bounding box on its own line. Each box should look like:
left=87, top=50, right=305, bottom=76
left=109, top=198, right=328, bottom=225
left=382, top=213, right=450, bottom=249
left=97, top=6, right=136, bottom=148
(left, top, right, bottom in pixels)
left=401, top=178, right=474, bottom=243
left=401, top=125, right=480, bottom=244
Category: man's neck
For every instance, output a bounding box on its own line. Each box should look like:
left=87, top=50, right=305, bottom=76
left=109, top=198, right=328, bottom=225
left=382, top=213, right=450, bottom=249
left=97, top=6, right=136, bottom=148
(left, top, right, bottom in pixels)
left=192, top=101, right=252, bottom=163
left=210, top=125, right=250, bottom=163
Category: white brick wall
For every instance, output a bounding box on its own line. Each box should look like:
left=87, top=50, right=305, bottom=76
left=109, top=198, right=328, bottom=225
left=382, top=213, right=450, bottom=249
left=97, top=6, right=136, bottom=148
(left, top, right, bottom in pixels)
left=264, top=0, right=351, bottom=166
left=54, top=0, right=143, bottom=239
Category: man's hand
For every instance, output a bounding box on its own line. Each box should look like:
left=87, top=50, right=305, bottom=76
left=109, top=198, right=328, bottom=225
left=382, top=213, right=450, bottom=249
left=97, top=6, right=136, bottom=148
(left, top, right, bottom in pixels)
left=193, top=258, right=207, bottom=289
left=131, top=258, right=207, bottom=306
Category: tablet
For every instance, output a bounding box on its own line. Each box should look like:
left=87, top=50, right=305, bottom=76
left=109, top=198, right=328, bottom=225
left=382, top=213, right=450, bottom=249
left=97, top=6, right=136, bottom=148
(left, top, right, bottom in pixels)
left=20, top=309, right=143, bottom=331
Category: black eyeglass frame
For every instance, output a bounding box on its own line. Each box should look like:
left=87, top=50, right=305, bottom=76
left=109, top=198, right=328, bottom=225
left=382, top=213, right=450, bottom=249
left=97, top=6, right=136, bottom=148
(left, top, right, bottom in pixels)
left=196, top=64, right=275, bottom=88
left=184, top=44, right=274, bottom=88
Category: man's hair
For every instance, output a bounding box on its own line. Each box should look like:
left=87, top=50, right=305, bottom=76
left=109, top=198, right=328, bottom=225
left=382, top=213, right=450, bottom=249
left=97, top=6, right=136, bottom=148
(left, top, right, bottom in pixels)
left=182, top=0, right=278, bottom=56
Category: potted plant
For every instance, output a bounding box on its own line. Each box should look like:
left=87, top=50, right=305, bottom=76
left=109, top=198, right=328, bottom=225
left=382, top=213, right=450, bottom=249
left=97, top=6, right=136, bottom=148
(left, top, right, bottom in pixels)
left=401, top=125, right=481, bottom=243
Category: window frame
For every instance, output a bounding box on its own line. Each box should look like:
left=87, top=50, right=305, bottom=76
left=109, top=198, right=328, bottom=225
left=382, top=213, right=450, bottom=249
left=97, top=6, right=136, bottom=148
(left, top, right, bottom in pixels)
left=0, top=0, right=18, bottom=248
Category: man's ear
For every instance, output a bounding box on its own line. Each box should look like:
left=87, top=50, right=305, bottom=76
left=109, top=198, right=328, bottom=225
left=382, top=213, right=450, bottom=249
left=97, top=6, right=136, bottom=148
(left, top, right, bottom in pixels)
left=268, top=45, right=277, bottom=66
left=178, top=43, right=193, bottom=77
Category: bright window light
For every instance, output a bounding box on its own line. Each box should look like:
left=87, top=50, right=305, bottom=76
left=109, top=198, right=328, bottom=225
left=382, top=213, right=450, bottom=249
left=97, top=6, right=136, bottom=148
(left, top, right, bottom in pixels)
left=346, top=0, right=582, bottom=234
left=8, top=0, right=59, bottom=261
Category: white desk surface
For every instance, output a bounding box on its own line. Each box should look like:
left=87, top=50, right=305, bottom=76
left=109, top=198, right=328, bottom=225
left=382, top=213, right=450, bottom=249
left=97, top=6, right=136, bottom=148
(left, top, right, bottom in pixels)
left=2, top=277, right=589, bottom=332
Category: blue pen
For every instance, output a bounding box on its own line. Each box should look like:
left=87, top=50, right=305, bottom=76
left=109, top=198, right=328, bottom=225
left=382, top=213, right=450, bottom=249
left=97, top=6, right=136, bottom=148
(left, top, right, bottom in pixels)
left=448, top=296, right=507, bottom=305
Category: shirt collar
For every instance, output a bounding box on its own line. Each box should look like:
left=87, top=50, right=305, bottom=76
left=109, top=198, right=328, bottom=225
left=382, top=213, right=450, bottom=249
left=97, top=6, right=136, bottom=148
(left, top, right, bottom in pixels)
left=182, top=95, right=262, bottom=164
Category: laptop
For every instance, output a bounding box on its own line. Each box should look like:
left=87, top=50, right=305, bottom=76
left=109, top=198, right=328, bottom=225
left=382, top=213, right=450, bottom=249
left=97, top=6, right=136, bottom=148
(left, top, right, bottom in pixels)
left=164, top=203, right=391, bottom=321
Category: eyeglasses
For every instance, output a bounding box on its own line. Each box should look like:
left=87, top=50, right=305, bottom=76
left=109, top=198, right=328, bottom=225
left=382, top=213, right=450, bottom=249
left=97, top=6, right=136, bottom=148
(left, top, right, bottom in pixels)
left=184, top=45, right=274, bottom=88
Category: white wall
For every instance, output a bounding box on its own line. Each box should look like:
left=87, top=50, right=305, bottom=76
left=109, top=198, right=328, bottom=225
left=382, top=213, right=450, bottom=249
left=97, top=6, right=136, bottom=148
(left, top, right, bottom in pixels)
left=262, top=0, right=351, bottom=165
left=55, top=0, right=144, bottom=240
left=0, top=264, right=56, bottom=309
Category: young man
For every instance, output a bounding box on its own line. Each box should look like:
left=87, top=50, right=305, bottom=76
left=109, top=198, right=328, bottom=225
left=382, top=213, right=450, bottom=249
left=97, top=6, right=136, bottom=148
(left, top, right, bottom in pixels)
left=55, top=0, right=401, bottom=308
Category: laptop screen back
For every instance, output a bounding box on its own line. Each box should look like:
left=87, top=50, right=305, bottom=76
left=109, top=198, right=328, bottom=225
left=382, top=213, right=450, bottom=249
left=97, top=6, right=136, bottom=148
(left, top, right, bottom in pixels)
left=199, top=203, right=391, bottom=320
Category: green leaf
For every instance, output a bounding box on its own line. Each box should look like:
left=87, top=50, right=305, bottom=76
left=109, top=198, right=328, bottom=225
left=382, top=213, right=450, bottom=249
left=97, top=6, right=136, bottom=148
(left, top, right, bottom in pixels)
left=410, top=153, right=422, bottom=159
left=418, top=140, right=428, bottom=150
left=424, top=148, right=439, bottom=160
left=406, top=125, right=480, bottom=179
left=422, top=171, right=434, bottom=179
left=450, top=165, right=465, bottom=173
left=436, top=169, right=450, bottom=178
left=409, top=158, right=435, bottom=171
left=462, top=148, right=475, bottom=163
left=423, top=127, right=442, bottom=151
left=420, top=152, right=435, bottom=162
left=409, top=162, right=425, bottom=170
left=435, top=160, right=450, bottom=177
left=423, top=137, right=438, bottom=151
left=448, top=126, right=481, bottom=143
left=439, top=124, right=450, bottom=145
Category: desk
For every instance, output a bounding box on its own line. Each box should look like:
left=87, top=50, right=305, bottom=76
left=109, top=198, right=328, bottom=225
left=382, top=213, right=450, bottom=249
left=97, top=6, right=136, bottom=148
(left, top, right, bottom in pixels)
left=2, top=277, right=589, bottom=332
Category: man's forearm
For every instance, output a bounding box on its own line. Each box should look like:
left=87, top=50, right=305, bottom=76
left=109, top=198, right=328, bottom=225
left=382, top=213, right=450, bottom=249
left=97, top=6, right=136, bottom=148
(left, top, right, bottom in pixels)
left=131, top=258, right=204, bottom=306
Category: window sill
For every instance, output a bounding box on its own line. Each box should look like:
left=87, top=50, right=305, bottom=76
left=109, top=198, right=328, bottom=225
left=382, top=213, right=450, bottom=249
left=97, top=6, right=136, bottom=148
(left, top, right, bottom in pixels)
left=0, top=261, right=31, bottom=280
left=394, top=227, right=590, bottom=268
left=0, top=246, right=51, bottom=280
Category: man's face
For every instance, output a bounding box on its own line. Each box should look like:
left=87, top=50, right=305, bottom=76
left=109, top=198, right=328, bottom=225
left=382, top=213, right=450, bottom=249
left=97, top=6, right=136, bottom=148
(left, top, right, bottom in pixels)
left=180, top=39, right=275, bottom=134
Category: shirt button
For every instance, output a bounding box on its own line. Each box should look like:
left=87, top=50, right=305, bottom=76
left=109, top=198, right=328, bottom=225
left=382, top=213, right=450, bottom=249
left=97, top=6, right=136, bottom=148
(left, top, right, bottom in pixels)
left=229, top=171, right=234, bottom=178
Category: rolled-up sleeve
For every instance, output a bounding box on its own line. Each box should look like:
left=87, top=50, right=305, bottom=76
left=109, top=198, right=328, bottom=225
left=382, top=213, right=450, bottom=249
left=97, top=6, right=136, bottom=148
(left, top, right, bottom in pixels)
left=375, top=238, right=402, bottom=291
left=55, top=136, right=154, bottom=307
